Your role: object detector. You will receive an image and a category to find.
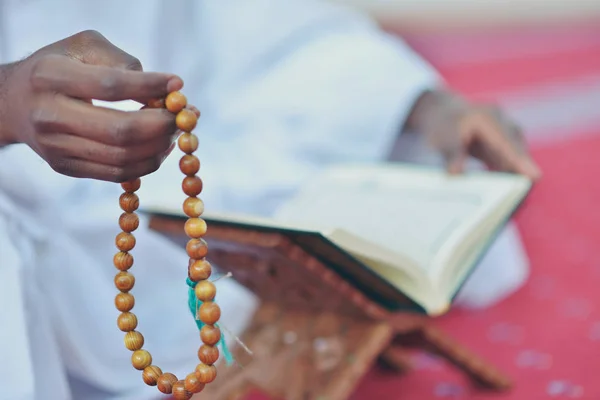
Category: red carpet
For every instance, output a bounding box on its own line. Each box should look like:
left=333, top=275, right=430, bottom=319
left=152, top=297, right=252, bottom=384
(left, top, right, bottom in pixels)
left=241, top=23, right=600, bottom=400
left=350, top=132, right=600, bottom=399
left=349, top=24, right=600, bottom=399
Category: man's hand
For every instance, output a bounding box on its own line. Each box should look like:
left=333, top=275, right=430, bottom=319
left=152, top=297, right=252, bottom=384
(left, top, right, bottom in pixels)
left=0, top=30, right=187, bottom=182
left=406, top=91, right=542, bottom=180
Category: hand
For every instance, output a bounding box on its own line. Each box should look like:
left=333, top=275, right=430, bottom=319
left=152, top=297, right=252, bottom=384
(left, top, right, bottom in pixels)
left=406, top=91, right=542, bottom=180
left=0, top=30, right=187, bottom=182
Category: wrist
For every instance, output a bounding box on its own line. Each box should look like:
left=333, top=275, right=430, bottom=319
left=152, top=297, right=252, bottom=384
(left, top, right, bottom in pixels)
left=0, top=62, right=19, bottom=147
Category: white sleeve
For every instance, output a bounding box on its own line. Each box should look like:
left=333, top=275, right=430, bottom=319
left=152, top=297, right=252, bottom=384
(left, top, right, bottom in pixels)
left=147, top=0, right=443, bottom=216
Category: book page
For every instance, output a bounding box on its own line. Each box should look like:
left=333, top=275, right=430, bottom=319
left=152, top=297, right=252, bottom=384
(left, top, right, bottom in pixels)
left=274, top=164, right=528, bottom=274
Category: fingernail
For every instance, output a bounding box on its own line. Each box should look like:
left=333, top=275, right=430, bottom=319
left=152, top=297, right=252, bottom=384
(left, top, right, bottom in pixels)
left=188, top=105, right=201, bottom=118
left=166, top=76, right=184, bottom=93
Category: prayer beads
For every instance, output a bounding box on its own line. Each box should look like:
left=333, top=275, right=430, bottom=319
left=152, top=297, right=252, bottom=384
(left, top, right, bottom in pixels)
left=113, top=91, right=220, bottom=398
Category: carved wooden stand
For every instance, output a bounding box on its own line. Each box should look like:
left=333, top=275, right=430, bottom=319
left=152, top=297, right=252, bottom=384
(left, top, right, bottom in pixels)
left=148, top=215, right=512, bottom=400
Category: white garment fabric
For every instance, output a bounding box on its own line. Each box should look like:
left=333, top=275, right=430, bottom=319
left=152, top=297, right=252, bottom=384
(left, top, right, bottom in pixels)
left=0, top=1, right=528, bottom=399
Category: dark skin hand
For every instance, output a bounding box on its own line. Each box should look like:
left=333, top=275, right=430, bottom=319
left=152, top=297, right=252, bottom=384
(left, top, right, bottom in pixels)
left=405, top=90, right=542, bottom=181
left=0, top=30, right=199, bottom=183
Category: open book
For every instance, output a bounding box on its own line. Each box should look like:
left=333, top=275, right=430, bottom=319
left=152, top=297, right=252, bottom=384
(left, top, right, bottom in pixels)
left=142, top=163, right=532, bottom=316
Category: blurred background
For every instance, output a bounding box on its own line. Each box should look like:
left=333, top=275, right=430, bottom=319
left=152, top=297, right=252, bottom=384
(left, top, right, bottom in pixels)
left=336, top=1, right=600, bottom=399
left=2, top=1, right=599, bottom=399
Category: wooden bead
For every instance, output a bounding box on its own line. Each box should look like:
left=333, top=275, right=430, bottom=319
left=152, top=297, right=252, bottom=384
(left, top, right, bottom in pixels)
left=114, top=92, right=222, bottom=393
left=179, top=155, right=200, bottom=176
left=200, top=325, right=221, bottom=346
left=124, top=331, right=144, bottom=351
left=195, top=281, right=216, bottom=302
left=147, top=98, right=165, bottom=108
left=157, top=373, right=178, bottom=394
left=195, top=364, right=217, bottom=384
left=189, top=259, right=212, bottom=281
left=132, top=349, right=152, bottom=370
left=176, top=109, right=198, bottom=132
left=119, top=193, right=139, bottom=212
left=183, top=197, right=204, bottom=218
left=115, top=292, right=135, bottom=312
left=198, top=302, right=221, bottom=325
left=172, top=380, right=193, bottom=400
left=165, top=92, right=187, bottom=113
left=115, top=271, right=135, bottom=292
left=119, top=213, right=139, bottom=233
left=116, top=232, right=136, bottom=252
left=184, top=218, right=207, bottom=238
left=142, top=365, right=163, bottom=386
left=182, top=176, right=203, bottom=197
left=184, top=372, right=205, bottom=393
left=113, top=251, right=134, bottom=271
left=178, top=133, right=199, bottom=154
left=121, top=179, right=141, bottom=193
left=197, top=344, right=219, bottom=365
left=117, top=312, right=138, bottom=332
left=186, top=238, right=208, bottom=259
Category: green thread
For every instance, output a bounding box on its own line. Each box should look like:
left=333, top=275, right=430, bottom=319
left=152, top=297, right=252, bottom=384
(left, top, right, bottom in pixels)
left=186, top=277, right=234, bottom=365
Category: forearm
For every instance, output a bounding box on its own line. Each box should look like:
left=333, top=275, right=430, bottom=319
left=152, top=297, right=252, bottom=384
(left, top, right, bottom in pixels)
left=182, top=37, right=445, bottom=216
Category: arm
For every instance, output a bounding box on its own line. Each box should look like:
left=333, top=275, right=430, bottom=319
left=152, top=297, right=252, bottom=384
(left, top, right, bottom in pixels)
left=176, top=0, right=538, bottom=219
left=177, top=0, right=442, bottom=216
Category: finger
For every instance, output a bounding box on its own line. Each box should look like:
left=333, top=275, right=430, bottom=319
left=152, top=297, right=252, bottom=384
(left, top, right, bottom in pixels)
left=32, top=94, right=178, bottom=146
left=445, top=151, right=467, bottom=175
left=447, top=155, right=467, bottom=175
left=497, top=121, right=543, bottom=180
left=48, top=153, right=171, bottom=183
left=38, top=132, right=178, bottom=167
left=188, top=105, right=201, bottom=118
left=30, top=54, right=183, bottom=102
left=475, top=140, right=542, bottom=180
left=462, top=113, right=542, bottom=180
left=434, top=128, right=468, bottom=175
left=483, top=134, right=542, bottom=180
left=60, top=30, right=145, bottom=71
left=481, top=105, right=534, bottom=157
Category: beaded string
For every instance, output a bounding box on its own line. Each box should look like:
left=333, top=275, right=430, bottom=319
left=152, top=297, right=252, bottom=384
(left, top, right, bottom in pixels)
left=113, top=91, right=224, bottom=399
left=186, top=277, right=234, bottom=364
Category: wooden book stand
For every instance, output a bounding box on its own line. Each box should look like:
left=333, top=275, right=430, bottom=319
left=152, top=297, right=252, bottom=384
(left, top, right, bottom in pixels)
left=148, top=214, right=512, bottom=400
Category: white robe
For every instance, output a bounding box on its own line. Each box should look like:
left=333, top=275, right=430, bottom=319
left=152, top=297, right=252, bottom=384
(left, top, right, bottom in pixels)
left=0, top=1, right=529, bottom=399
